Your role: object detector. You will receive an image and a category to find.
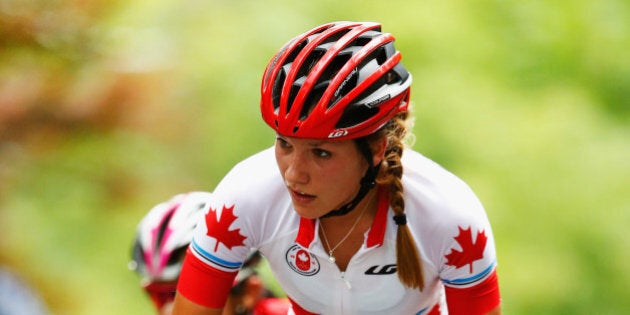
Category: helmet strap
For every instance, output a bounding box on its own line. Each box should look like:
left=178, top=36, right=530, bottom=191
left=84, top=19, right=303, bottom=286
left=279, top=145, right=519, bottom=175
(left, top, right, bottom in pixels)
left=321, top=138, right=378, bottom=218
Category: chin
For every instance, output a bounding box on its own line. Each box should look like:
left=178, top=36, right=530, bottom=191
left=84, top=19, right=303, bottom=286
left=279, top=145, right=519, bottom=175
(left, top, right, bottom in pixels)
left=291, top=204, right=323, bottom=219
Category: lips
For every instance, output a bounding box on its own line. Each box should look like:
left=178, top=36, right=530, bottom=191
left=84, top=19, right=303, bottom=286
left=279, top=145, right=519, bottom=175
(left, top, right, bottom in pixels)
left=289, top=188, right=316, bottom=204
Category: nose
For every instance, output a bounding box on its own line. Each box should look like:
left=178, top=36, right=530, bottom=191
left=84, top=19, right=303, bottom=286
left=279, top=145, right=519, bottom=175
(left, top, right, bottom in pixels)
left=284, top=152, right=309, bottom=187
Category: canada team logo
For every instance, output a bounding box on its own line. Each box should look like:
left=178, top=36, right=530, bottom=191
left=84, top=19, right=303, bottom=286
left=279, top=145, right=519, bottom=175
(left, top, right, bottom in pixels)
left=445, top=226, right=487, bottom=273
left=285, top=244, right=320, bottom=276
left=205, top=205, right=247, bottom=252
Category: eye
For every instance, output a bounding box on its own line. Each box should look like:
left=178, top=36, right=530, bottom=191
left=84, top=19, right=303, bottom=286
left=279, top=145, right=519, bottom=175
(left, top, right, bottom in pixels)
left=313, top=148, right=331, bottom=158
left=276, top=137, right=291, bottom=149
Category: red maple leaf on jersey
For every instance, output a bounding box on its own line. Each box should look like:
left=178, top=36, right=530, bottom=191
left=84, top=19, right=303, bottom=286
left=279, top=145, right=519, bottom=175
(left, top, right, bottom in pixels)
left=445, top=226, right=487, bottom=273
left=205, top=205, right=247, bottom=252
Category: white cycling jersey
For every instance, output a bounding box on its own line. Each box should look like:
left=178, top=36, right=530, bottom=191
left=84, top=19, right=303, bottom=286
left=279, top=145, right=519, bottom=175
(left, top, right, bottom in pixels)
left=184, top=147, right=497, bottom=314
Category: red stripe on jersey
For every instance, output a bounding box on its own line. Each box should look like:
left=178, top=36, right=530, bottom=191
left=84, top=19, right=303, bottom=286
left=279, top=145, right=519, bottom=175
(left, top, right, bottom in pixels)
left=295, top=217, right=316, bottom=248
left=427, top=302, right=441, bottom=315
left=176, top=249, right=238, bottom=308
left=445, top=269, right=500, bottom=315
left=366, top=187, right=389, bottom=248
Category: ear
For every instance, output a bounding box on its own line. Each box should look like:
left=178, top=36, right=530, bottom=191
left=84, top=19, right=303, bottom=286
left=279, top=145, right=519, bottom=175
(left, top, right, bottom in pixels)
left=371, top=137, right=388, bottom=166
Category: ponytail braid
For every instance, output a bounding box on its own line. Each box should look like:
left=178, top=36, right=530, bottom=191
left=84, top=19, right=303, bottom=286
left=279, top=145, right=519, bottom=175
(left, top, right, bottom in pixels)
left=369, top=112, right=424, bottom=291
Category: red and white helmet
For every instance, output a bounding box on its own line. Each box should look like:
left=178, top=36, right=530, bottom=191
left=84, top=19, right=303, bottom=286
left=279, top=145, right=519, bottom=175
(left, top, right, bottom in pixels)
left=130, top=192, right=210, bottom=283
left=260, top=21, right=412, bottom=140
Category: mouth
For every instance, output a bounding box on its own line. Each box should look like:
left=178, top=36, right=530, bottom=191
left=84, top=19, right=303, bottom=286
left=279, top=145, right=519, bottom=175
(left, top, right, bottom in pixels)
left=288, top=188, right=316, bottom=204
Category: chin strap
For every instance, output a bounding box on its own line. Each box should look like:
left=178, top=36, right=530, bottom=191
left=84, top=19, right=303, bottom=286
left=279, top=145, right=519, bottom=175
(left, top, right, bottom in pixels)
left=321, top=138, right=378, bottom=218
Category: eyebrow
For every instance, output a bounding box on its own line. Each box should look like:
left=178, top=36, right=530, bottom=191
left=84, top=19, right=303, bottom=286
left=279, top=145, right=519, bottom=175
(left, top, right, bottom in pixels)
left=276, top=134, right=327, bottom=147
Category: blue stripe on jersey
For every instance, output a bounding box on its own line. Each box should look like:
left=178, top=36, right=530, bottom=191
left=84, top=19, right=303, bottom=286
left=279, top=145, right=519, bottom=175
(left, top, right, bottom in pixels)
left=415, top=306, right=428, bottom=315
left=191, top=239, right=243, bottom=270
left=442, top=261, right=496, bottom=286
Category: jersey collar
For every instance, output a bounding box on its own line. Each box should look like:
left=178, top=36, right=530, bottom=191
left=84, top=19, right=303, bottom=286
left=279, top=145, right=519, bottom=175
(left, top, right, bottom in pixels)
left=295, top=187, right=389, bottom=249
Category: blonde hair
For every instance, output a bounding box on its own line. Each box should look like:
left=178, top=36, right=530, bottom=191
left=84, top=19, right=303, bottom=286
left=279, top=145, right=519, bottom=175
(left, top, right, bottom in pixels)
left=366, top=111, right=424, bottom=290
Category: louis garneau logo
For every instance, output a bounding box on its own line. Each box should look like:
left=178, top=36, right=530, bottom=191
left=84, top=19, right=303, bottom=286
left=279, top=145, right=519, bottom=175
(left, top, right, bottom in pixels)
left=365, top=264, right=397, bottom=275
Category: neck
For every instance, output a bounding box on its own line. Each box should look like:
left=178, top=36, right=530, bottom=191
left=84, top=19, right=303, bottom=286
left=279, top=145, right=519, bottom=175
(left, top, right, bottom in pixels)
left=321, top=189, right=378, bottom=225
left=318, top=190, right=378, bottom=269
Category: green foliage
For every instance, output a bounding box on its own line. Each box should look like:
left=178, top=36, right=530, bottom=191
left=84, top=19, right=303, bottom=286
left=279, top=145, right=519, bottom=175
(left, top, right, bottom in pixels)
left=1, top=0, right=628, bottom=314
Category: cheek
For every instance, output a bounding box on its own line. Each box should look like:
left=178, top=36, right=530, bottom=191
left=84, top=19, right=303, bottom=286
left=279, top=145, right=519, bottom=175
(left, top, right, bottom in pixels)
left=274, top=151, right=288, bottom=178
left=322, top=160, right=365, bottom=186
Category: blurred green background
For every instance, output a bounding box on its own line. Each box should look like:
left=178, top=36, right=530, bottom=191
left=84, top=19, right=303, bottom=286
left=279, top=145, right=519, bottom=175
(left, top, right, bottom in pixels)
left=1, top=0, right=628, bottom=314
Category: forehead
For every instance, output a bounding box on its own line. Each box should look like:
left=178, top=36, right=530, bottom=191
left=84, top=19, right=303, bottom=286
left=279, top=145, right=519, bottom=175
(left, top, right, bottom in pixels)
left=279, top=135, right=354, bottom=148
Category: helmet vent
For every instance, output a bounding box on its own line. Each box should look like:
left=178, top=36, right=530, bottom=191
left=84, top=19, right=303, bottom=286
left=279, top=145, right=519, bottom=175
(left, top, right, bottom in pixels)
left=336, top=104, right=379, bottom=129
left=301, top=82, right=326, bottom=119
left=351, top=31, right=378, bottom=47
left=272, top=70, right=286, bottom=110
left=287, top=84, right=301, bottom=113
left=298, top=50, right=325, bottom=81
left=321, top=29, right=350, bottom=46
left=285, top=39, right=308, bottom=65
left=322, top=54, right=352, bottom=88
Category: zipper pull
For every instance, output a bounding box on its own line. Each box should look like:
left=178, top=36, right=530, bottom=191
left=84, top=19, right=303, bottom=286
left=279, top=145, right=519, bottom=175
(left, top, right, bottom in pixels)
left=340, top=272, right=352, bottom=290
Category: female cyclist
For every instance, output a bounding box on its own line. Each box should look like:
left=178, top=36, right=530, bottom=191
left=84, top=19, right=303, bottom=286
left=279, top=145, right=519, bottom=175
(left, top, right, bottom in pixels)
left=173, top=21, right=501, bottom=314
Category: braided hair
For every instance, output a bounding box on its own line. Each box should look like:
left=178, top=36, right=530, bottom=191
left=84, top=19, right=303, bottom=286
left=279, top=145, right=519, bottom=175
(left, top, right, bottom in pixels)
left=364, top=111, right=424, bottom=290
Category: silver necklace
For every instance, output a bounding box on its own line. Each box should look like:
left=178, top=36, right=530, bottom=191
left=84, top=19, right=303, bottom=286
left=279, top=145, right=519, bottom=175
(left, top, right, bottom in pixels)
left=319, top=196, right=375, bottom=263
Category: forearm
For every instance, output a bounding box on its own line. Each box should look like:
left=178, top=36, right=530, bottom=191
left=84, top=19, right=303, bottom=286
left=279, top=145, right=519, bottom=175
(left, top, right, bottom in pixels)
left=171, top=293, right=223, bottom=315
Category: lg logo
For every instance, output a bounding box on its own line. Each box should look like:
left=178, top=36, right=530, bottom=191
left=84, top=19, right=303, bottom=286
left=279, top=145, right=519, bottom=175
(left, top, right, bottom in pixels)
left=328, top=130, right=348, bottom=138
left=365, top=264, right=397, bottom=275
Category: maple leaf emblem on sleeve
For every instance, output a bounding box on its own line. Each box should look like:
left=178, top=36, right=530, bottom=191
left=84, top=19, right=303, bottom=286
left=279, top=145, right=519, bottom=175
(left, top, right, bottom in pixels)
left=444, top=226, right=487, bottom=273
left=205, top=205, right=247, bottom=252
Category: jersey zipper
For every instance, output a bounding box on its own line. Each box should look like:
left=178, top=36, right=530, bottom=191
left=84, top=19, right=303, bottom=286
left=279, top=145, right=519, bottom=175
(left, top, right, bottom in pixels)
left=340, top=271, right=352, bottom=289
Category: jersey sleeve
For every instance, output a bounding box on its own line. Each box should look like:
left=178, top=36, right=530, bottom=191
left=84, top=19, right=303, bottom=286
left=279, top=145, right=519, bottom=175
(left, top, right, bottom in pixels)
left=439, top=223, right=497, bottom=287
left=444, top=269, right=500, bottom=315
left=177, top=249, right=237, bottom=308
left=437, top=201, right=501, bottom=314
left=177, top=191, right=256, bottom=307
left=177, top=197, right=255, bottom=308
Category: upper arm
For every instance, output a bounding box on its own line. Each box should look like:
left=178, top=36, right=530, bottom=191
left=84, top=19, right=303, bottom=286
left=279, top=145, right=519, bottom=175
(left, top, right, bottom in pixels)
left=175, top=250, right=238, bottom=309
left=444, top=269, right=501, bottom=315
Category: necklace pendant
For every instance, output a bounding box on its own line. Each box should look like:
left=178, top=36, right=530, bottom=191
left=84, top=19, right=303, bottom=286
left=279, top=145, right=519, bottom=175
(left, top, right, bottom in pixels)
left=329, top=255, right=336, bottom=263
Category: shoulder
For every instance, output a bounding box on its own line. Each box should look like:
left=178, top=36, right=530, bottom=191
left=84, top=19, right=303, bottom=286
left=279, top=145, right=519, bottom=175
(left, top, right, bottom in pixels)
left=401, top=150, right=497, bottom=280
left=214, top=147, right=282, bottom=198
left=401, top=150, right=471, bottom=190
left=401, top=149, right=493, bottom=247
left=401, top=149, right=484, bottom=217
left=222, top=147, right=278, bottom=181
left=209, top=146, right=294, bottom=237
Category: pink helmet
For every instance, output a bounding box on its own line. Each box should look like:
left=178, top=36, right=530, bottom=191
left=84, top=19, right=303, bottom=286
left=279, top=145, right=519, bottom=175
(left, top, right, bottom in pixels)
left=129, top=192, right=210, bottom=309
left=260, top=21, right=411, bottom=140
left=130, top=192, right=209, bottom=281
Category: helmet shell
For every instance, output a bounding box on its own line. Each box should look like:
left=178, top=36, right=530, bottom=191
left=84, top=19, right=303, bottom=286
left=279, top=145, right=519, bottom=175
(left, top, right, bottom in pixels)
left=130, top=192, right=210, bottom=282
left=260, top=21, right=411, bottom=140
